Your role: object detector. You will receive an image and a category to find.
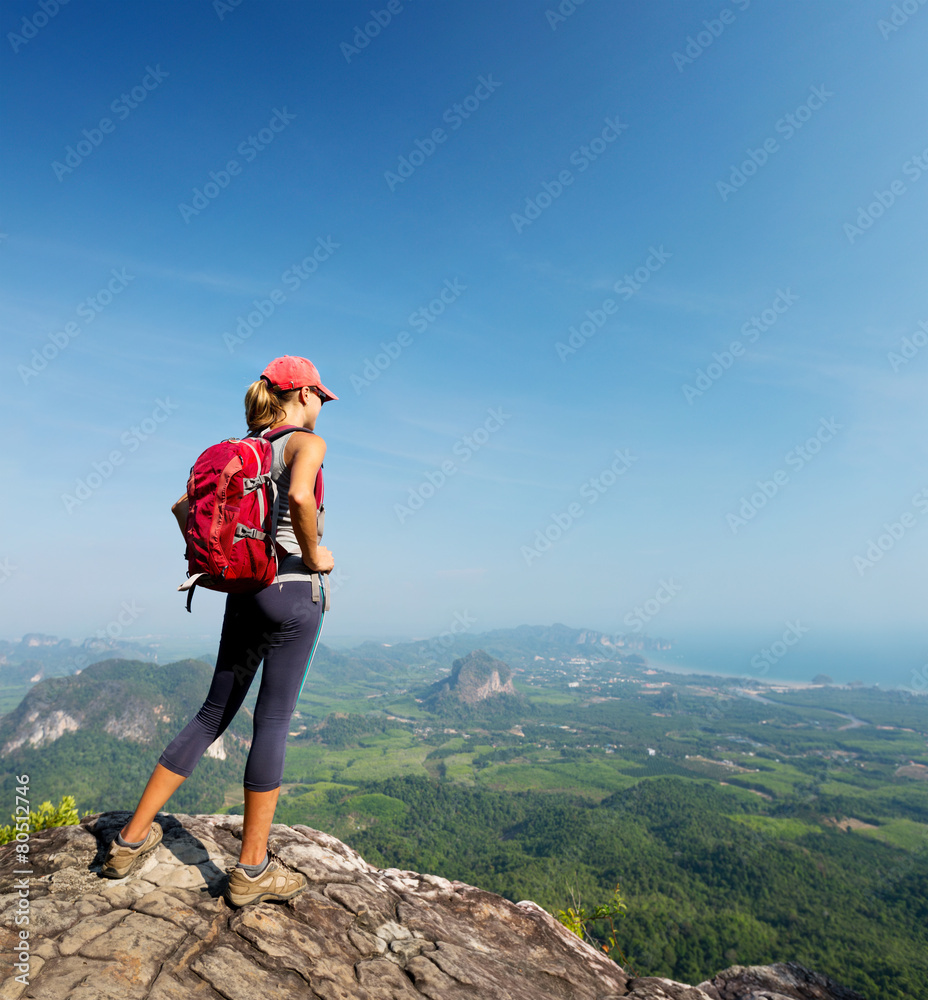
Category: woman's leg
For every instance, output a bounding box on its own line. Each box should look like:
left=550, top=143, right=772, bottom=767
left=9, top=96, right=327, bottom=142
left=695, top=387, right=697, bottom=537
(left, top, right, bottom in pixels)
left=120, top=764, right=188, bottom=843
left=240, top=787, right=281, bottom=864
left=119, top=594, right=267, bottom=841
left=238, top=581, right=324, bottom=862
left=156, top=593, right=268, bottom=782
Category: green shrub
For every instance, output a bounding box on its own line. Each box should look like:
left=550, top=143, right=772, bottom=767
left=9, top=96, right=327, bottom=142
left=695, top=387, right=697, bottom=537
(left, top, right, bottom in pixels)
left=0, top=795, right=86, bottom=845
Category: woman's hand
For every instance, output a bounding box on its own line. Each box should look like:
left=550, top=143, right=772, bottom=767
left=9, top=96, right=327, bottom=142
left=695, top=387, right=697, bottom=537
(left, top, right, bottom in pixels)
left=171, top=494, right=189, bottom=539
left=302, top=546, right=334, bottom=573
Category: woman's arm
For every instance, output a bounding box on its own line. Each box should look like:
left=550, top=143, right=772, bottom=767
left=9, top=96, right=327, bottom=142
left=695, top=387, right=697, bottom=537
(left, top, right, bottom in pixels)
left=171, top=494, right=189, bottom=539
left=286, top=433, right=334, bottom=573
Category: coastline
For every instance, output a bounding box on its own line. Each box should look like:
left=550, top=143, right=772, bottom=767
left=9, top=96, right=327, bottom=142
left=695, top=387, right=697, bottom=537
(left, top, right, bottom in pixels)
left=642, top=656, right=821, bottom=690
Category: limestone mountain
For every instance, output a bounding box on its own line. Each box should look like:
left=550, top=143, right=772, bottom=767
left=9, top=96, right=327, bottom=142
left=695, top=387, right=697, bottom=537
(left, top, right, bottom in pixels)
left=0, top=812, right=865, bottom=1000
left=420, top=649, right=521, bottom=712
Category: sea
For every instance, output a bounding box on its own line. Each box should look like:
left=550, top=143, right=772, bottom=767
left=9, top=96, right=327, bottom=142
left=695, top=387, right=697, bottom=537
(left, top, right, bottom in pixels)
left=643, top=628, right=928, bottom=695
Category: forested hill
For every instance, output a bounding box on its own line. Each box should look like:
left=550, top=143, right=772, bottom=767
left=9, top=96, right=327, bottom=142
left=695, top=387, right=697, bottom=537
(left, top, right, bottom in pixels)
left=0, top=658, right=251, bottom=815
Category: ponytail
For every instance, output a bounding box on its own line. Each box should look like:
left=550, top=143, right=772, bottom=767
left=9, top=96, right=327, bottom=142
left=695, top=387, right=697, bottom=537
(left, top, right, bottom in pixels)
left=244, top=378, right=297, bottom=432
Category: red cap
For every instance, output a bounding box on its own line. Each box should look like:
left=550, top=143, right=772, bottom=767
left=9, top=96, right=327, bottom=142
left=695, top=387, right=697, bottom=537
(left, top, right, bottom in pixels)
left=261, top=356, right=338, bottom=401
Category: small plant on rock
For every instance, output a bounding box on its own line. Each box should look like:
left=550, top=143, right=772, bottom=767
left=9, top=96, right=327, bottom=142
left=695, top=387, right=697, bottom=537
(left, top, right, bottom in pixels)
left=555, top=882, right=636, bottom=971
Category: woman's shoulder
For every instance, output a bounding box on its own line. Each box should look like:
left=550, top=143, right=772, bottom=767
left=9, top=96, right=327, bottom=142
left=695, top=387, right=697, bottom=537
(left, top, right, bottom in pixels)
left=288, top=428, right=325, bottom=448
left=283, top=428, right=325, bottom=463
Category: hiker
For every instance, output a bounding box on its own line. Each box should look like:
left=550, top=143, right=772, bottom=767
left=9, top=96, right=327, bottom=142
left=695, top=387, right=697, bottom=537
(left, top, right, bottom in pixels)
left=101, top=356, right=337, bottom=906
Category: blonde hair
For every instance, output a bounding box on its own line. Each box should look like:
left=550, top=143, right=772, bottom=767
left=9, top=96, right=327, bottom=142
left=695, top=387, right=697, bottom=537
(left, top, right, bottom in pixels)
left=244, top=378, right=298, bottom=432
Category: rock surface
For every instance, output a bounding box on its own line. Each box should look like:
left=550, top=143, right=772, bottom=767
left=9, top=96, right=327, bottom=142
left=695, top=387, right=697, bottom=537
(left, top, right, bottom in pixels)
left=0, top=813, right=866, bottom=1000
left=696, top=962, right=867, bottom=1000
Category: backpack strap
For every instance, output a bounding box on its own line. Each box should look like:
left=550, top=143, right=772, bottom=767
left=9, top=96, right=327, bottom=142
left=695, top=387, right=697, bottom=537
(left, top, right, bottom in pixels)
left=260, top=424, right=314, bottom=442
left=258, top=425, right=324, bottom=509
left=257, top=427, right=326, bottom=592
left=178, top=573, right=206, bottom=613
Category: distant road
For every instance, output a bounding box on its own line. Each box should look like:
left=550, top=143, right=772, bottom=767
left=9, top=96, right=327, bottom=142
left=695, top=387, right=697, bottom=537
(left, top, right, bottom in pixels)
left=734, top=688, right=868, bottom=728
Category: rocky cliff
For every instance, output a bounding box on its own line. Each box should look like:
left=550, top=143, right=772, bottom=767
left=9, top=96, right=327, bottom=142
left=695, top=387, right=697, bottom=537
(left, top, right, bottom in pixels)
left=0, top=812, right=865, bottom=1000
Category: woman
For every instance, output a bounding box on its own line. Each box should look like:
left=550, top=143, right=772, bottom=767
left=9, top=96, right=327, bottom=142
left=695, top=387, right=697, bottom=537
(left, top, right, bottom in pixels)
left=101, top=356, right=336, bottom=907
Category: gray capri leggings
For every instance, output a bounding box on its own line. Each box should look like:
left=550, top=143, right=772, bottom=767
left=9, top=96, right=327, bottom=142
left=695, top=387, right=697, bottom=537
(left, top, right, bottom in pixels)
left=158, top=575, right=324, bottom=791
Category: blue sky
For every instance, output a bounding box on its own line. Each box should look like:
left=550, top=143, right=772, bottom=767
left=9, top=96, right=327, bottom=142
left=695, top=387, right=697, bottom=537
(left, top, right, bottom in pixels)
left=2, top=0, right=927, bottom=686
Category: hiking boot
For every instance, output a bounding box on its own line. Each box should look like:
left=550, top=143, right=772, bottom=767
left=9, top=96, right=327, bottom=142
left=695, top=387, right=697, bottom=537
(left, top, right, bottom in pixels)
left=100, top=822, right=163, bottom=879
left=224, top=848, right=307, bottom=907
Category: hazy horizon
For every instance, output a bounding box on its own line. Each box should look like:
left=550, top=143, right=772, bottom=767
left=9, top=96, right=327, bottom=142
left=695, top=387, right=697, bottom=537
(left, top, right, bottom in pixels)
left=5, top=619, right=926, bottom=695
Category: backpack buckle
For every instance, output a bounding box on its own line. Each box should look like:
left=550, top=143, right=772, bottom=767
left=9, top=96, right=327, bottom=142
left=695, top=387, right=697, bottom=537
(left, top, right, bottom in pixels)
left=234, top=524, right=266, bottom=541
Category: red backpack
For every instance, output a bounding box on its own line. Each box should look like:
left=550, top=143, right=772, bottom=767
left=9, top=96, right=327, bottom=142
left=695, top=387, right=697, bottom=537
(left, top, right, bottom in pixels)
left=177, top=426, right=321, bottom=611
